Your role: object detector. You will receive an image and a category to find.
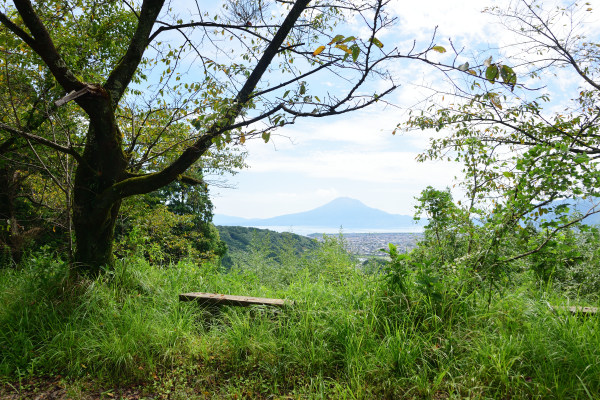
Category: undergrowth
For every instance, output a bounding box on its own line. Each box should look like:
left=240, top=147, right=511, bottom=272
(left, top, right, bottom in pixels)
left=1, top=236, right=599, bottom=399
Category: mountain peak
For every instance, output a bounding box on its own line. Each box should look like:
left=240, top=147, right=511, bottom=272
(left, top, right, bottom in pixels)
left=317, top=197, right=369, bottom=209
left=326, top=197, right=366, bottom=206
left=214, top=196, right=419, bottom=229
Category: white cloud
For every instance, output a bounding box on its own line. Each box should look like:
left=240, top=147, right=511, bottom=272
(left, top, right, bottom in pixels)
left=316, top=188, right=340, bottom=198
left=388, top=0, right=499, bottom=42
left=212, top=108, right=463, bottom=218
left=247, top=148, right=456, bottom=183
left=211, top=0, right=600, bottom=221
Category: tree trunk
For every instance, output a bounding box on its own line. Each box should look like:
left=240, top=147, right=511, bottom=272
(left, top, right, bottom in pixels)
left=0, top=164, right=42, bottom=265
left=73, top=200, right=121, bottom=274
left=0, top=165, right=20, bottom=264
left=72, top=94, right=127, bottom=275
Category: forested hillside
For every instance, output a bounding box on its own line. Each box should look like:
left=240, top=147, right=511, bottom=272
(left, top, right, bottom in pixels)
left=217, top=226, right=320, bottom=269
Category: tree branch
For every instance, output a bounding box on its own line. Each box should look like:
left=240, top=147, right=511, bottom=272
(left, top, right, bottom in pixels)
left=10, top=0, right=83, bottom=92
left=0, top=10, right=34, bottom=46
left=104, top=0, right=166, bottom=108
left=95, top=0, right=312, bottom=208
left=148, top=20, right=282, bottom=45
left=502, top=207, right=600, bottom=264
left=124, top=171, right=204, bottom=186
left=0, top=122, right=82, bottom=162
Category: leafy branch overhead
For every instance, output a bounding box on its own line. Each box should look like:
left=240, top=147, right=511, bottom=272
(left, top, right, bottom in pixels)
left=405, top=0, right=600, bottom=270
left=0, top=0, right=456, bottom=271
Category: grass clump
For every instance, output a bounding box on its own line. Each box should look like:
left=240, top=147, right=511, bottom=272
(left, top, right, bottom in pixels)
left=0, top=255, right=210, bottom=382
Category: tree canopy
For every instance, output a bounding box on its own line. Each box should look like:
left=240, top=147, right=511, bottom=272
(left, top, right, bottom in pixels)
left=406, top=0, right=600, bottom=271
left=0, top=0, right=455, bottom=271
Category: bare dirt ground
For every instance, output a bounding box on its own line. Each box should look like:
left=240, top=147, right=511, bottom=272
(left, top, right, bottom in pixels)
left=0, top=377, right=148, bottom=400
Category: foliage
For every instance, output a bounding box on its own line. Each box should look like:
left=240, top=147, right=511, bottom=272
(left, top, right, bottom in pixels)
left=114, top=182, right=227, bottom=264
left=409, top=186, right=600, bottom=304
left=380, top=242, right=410, bottom=297
left=218, top=228, right=351, bottom=289
left=0, top=0, right=451, bottom=271
left=403, top=0, right=600, bottom=286
left=3, top=0, right=600, bottom=396
left=0, top=0, right=251, bottom=267
left=413, top=186, right=469, bottom=268
left=217, top=225, right=319, bottom=270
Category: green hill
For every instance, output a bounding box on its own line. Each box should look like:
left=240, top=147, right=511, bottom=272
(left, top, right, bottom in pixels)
left=217, top=226, right=320, bottom=269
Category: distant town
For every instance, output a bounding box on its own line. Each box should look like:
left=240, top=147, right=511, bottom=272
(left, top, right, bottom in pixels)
left=309, top=232, right=423, bottom=257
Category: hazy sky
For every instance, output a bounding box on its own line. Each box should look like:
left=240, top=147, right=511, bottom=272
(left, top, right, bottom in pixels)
left=209, top=0, right=600, bottom=218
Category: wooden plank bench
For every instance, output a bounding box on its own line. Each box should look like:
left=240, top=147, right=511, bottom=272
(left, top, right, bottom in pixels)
left=179, top=292, right=292, bottom=308
left=552, top=305, right=598, bottom=316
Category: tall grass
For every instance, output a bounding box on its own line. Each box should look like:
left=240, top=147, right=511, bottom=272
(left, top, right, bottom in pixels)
left=0, top=255, right=210, bottom=381
left=1, top=237, right=599, bottom=398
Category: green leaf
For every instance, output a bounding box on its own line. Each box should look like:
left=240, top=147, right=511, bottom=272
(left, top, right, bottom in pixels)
left=486, top=65, right=499, bottom=83
left=262, top=132, right=270, bottom=143
left=432, top=46, right=446, bottom=53
left=328, top=34, right=345, bottom=45
left=351, top=44, right=360, bottom=62
left=500, top=64, right=517, bottom=86
left=299, top=83, right=306, bottom=95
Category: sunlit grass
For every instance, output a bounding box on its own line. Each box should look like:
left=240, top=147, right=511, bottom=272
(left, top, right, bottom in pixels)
left=1, top=238, right=599, bottom=398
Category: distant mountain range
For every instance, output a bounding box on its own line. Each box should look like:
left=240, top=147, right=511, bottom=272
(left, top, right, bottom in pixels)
left=213, top=197, right=424, bottom=231
left=541, top=197, right=600, bottom=225
left=214, top=196, right=600, bottom=234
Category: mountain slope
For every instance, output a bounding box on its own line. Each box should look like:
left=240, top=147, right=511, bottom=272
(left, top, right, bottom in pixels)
left=217, top=226, right=320, bottom=269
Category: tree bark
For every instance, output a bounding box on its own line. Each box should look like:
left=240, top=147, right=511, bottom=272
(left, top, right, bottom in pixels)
left=72, top=198, right=121, bottom=273
left=72, top=89, right=128, bottom=274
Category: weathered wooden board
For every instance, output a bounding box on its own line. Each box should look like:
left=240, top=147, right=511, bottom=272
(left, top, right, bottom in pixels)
left=553, top=305, right=598, bottom=315
left=179, top=292, right=292, bottom=308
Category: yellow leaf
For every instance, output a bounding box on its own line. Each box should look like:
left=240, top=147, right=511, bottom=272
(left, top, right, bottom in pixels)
left=328, top=34, right=345, bottom=45
left=432, top=45, right=446, bottom=53
left=312, top=45, right=326, bottom=56
left=335, top=44, right=352, bottom=54
left=369, top=37, right=383, bottom=48
left=491, top=96, right=502, bottom=109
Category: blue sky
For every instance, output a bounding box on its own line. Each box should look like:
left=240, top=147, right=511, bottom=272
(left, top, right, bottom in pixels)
left=208, top=0, right=600, bottom=219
